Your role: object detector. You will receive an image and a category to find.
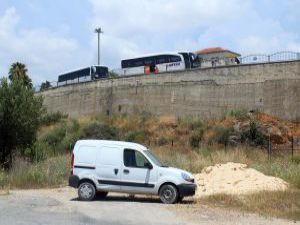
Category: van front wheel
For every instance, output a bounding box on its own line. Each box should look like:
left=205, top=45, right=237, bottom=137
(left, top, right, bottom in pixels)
left=159, top=184, right=178, bottom=204
left=78, top=182, right=96, bottom=201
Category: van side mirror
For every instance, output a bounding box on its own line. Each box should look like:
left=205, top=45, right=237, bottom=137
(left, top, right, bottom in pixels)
left=144, top=162, right=153, bottom=169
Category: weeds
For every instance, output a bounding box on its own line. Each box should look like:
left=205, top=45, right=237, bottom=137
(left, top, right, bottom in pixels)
left=201, top=189, right=300, bottom=221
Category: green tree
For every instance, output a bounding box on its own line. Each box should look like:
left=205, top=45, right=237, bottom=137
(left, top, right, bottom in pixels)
left=40, top=80, right=52, bottom=91
left=0, top=78, right=44, bottom=168
left=8, top=62, right=32, bottom=88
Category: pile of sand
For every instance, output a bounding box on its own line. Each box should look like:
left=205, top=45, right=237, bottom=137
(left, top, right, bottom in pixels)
left=194, top=162, right=288, bottom=197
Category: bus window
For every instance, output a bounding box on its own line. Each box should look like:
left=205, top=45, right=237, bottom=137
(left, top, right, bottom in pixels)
left=144, top=57, right=155, bottom=65
left=156, top=55, right=167, bottom=64
left=133, top=59, right=143, bottom=67
left=169, top=55, right=181, bottom=63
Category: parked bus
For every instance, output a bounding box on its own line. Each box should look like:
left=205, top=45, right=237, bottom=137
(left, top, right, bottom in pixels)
left=119, top=52, right=199, bottom=76
left=58, top=65, right=109, bottom=86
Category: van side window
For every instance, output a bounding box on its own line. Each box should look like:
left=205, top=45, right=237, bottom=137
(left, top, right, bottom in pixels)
left=124, top=149, right=149, bottom=168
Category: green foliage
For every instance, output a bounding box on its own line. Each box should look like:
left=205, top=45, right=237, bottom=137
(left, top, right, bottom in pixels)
left=40, top=80, right=52, bottom=91
left=189, top=119, right=203, bottom=130
left=40, top=123, right=66, bottom=154
left=214, top=126, right=232, bottom=146
left=291, top=155, right=300, bottom=165
left=140, top=111, right=153, bottom=122
left=158, top=136, right=168, bottom=146
left=241, top=121, right=265, bottom=146
left=0, top=78, right=44, bottom=168
left=2, top=155, right=70, bottom=188
left=40, top=111, right=67, bottom=126
left=230, top=109, right=248, bottom=119
left=124, top=130, right=145, bottom=143
left=8, top=62, right=32, bottom=88
left=24, top=141, right=52, bottom=162
left=252, top=161, right=300, bottom=188
left=80, top=121, right=119, bottom=140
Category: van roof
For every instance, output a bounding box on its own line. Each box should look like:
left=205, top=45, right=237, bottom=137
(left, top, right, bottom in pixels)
left=75, top=140, right=148, bottom=151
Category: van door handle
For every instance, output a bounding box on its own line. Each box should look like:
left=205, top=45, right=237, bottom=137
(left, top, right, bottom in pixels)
left=123, top=169, right=130, bottom=174
left=114, top=168, right=119, bottom=175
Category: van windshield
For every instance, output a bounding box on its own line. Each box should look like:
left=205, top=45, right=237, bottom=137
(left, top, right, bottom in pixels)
left=143, top=150, right=163, bottom=167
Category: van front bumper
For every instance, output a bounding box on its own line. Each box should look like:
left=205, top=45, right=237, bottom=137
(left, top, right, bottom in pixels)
left=177, top=183, right=197, bottom=197
left=69, top=175, right=79, bottom=188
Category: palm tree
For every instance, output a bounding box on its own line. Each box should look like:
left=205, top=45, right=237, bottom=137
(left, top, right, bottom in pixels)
left=8, top=62, right=32, bottom=88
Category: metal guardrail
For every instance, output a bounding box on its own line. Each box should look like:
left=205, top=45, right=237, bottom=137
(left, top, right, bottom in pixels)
left=34, top=51, right=300, bottom=92
left=239, top=51, right=300, bottom=64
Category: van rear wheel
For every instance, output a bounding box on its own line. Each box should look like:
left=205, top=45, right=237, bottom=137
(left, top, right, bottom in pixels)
left=159, top=184, right=178, bottom=204
left=78, top=182, right=96, bottom=201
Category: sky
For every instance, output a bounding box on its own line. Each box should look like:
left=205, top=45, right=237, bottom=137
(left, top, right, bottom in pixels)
left=0, top=0, right=299, bottom=85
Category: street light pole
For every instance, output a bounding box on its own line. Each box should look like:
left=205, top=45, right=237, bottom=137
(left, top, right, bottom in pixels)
left=95, top=27, right=104, bottom=65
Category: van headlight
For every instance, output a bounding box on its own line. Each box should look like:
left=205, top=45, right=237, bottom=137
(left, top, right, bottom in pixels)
left=181, top=172, right=194, bottom=183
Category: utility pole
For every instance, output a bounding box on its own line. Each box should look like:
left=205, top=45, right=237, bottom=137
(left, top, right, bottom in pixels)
left=95, top=27, right=104, bottom=65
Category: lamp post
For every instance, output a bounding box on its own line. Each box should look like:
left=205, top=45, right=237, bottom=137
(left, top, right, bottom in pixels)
left=95, top=27, right=104, bottom=65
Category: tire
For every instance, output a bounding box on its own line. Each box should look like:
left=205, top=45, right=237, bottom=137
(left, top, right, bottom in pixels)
left=96, top=191, right=108, bottom=199
left=78, top=182, right=96, bottom=201
left=159, top=184, right=179, bottom=204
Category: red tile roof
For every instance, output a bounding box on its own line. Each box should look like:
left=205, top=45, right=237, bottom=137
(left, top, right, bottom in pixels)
left=195, top=47, right=240, bottom=56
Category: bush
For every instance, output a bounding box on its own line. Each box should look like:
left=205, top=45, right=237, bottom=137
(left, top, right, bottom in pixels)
left=241, top=121, right=265, bottom=146
left=214, top=127, right=232, bottom=146
left=7, top=155, right=70, bottom=188
left=158, top=136, right=168, bottom=146
left=40, top=112, right=67, bottom=126
left=230, top=109, right=248, bottom=119
left=190, top=134, right=201, bottom=148
left=40, top=123, right=67, bottom=154
left=124, top=130, right=146, bottom=143
left=24, top=141, right=52, bottom=162
left=189, top=119, right=203, bottom=130
left=80, top=121, right=119, bottom=140
left=0, top=78, right=44, bottom=168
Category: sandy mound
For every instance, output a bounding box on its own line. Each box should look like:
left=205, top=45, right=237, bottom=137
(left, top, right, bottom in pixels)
left=194, top=162, right=288, bottom=197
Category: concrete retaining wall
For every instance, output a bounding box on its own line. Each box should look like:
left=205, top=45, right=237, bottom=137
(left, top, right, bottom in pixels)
left=40, top=60, right=300, bottom=121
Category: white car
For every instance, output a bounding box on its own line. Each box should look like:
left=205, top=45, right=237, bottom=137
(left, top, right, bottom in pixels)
left=69, top=140, right=196, bottom=204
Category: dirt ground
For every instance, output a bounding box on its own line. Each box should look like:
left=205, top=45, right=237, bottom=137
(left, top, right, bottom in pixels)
left=0, top=187, right=298, bottom=225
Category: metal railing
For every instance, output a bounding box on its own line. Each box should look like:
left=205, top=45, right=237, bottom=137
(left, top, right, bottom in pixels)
left=239, top=51, right=300, bottom=64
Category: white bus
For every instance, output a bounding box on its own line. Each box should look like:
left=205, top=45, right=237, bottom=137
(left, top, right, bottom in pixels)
left=119, top=52, right=199, bottom=76
left=58, top=65, right=109, bottom=86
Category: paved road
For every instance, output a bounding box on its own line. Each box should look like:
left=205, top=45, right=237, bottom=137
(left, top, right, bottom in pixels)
left=0, top=188, right=297, bottom=225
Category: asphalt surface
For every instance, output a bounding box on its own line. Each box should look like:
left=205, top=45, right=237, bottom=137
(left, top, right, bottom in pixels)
left=0, top=188, right=298, bottom=225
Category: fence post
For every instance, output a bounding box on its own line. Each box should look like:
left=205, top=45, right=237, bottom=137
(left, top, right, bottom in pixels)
left=292, top=136, right=294, bottom=159
left=268, top=134, right=272, bottom=160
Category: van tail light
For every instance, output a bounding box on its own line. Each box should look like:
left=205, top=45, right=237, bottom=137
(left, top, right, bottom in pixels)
left=71, top=152, right=74, bottom=175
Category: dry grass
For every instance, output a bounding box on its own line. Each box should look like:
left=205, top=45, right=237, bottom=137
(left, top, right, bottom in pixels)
left=200, top=189, right=300, bottom=221
left=0, top=154, right=70, bottom=189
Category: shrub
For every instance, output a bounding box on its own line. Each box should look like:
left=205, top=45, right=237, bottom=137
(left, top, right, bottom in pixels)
left=0, top=78, right=44, bottom=168
left=124, top=130, right=146, bottom=143
left=241, top=121, right=265, bottom=146
left=214, top=126, right=232, bottom=146
left=189, top=119, right=203, bottom=130
left=158, top=136, right=169, bottom=146
left=80, top=121, right=119, bottom=140
left=190, top=134, right=201, bottom=148
left=230, top=109, right=248, bottom=119
left=40, top=112, right=67, bottom=126
left=40, top=123, right=67, bottom=154
left=24, top=141, right=52, bottom=162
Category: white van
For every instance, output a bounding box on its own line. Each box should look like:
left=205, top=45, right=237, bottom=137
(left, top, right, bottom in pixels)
left=69, top=140, right=196, bottom=204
